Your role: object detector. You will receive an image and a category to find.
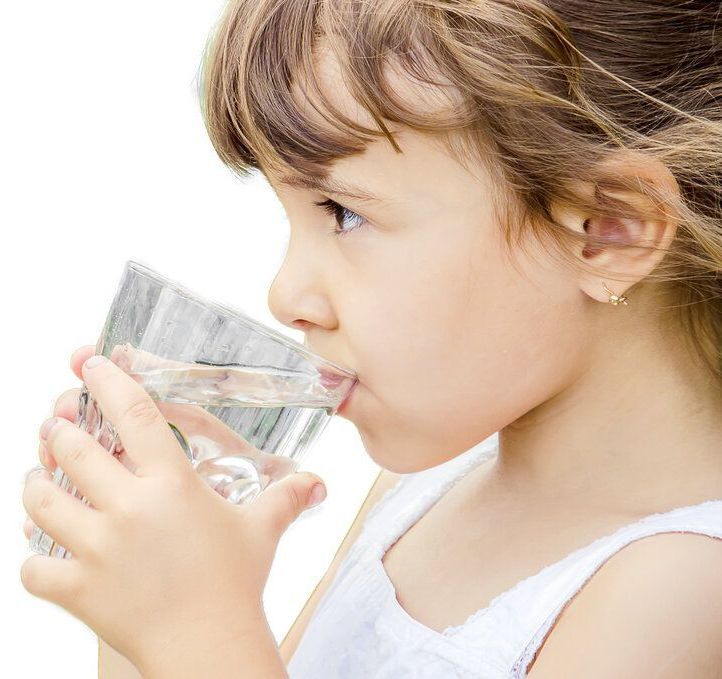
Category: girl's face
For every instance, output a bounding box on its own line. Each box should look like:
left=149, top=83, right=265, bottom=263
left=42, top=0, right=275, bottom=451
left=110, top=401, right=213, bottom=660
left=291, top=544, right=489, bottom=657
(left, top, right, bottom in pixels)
left=264, top=54, right=595, bottom=474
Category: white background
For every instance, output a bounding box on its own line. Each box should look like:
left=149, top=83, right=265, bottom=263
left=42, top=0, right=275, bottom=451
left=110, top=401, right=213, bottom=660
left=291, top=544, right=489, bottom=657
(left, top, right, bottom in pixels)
left=1, top=1, right=380, bottom=674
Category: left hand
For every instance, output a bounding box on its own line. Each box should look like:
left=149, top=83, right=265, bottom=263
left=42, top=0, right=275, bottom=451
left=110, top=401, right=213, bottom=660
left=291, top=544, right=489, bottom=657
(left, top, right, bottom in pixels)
left=21, top=349, right=327, bottom=671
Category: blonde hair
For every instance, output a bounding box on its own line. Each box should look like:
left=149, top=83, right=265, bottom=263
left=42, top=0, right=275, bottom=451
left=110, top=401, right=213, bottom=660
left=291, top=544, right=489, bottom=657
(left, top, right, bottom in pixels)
left=198, top=0, right=722, bottom=382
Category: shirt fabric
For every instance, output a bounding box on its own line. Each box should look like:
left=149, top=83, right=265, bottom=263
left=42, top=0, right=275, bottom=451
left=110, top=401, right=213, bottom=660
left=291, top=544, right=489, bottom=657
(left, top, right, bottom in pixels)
left=287, top=434, right=722, bottom=678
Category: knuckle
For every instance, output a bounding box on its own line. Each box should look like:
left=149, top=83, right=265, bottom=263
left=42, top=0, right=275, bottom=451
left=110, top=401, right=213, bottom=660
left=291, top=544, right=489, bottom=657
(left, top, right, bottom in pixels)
left=36, top=484, right=55, bottom=514
left=166, top=471, right=197, bottom=498
left=82, top=522, right=112, bottom=562
left=111, top=494, right=140, bottom=523
left=287, top=485, right=304, bottom=516
left=65, top=440, right=89, bottom=468
left=120, top=398, right=160, bottom=427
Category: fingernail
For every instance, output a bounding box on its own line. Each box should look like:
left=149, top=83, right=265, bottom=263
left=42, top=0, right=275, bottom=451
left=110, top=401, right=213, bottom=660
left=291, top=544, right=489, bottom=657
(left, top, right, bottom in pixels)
left=84, top=355, right=106, bottom=370
left=307, top=483, right=327, bottom=508
left=40, top=417, right=59, bottom=440
left=24, top=466, right=45, bottom=484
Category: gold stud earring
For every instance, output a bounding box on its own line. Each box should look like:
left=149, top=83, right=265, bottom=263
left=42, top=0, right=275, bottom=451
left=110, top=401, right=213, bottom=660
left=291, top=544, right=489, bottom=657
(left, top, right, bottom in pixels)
left=602, top=281, right=629, bottom=306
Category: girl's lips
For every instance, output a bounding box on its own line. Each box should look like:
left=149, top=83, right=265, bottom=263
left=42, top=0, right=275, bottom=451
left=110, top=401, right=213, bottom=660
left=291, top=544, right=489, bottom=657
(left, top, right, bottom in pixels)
left=337, top=380, right=359, bottom=413
left=317, top=367, right=359, bottom=413
left=318, top=369, right=346, bottom=389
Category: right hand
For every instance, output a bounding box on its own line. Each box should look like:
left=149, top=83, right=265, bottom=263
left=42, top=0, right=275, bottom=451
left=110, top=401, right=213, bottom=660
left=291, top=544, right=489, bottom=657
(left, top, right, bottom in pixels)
left=22, top=345, right=96, bottom=541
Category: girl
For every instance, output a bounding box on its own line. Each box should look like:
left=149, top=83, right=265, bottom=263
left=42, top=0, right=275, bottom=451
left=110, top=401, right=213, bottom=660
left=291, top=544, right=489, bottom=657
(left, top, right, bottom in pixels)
left=25, top=1, right=722, bottom=677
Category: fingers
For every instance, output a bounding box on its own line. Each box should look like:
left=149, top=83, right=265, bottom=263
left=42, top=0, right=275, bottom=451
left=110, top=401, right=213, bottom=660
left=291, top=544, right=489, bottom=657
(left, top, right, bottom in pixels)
left=20, top=553, right=84, bottom=612
left=39, top=439, right=56, bottom=472
left=51, top=387, right=84, bottom=421
left=79, top=357, right=191, bottom=478
left=22, top=472, right=103, bottom=559
left=23, top=467, right=52, bottom=541
left=69, top=346, right=96, bottom=382
left=27, top=345, right=97, bottom=542
left=40, top=387, right=83, bottom=472
left=37, top=343, right=93, bottom=473
left=24, top=516, right=35, bottom=540
left=251, top=472, right=327, bottom=542
left=42, top=418, right=135, bottom=511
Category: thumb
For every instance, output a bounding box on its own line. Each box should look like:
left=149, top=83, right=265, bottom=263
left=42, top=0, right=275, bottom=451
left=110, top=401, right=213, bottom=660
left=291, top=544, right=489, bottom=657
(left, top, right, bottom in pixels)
left=253, top=472, right=327, bottom=540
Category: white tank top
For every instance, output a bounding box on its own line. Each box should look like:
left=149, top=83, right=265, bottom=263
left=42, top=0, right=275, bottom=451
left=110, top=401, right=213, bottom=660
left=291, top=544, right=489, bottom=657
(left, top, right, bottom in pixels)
left=287, top=434, right=722, bottom=678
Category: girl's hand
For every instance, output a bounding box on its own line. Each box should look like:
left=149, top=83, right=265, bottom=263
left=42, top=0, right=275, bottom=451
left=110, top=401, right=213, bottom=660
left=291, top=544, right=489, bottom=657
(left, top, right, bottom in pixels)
left=23, top=346, right=96, bottom=540
left=21, top=347, right=327, bottom=673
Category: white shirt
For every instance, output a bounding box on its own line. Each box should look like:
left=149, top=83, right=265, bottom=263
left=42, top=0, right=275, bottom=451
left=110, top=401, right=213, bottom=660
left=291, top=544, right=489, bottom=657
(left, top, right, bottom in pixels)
left=287, top=435, right=722, bottom=678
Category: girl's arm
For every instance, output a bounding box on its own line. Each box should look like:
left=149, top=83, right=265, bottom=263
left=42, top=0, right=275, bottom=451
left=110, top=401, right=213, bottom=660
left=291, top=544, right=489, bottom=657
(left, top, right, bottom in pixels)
left=526, top=533, right=722, bottom=677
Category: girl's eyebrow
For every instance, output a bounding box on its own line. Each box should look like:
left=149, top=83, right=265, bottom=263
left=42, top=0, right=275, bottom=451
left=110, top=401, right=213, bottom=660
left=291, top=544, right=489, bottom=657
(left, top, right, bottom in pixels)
left=278, top=174, right=388, bottom=205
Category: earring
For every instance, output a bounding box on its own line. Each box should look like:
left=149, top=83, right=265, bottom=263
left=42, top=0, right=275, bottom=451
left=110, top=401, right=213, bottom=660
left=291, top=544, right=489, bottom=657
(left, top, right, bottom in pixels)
left=602, top=281, right=629, bottom=306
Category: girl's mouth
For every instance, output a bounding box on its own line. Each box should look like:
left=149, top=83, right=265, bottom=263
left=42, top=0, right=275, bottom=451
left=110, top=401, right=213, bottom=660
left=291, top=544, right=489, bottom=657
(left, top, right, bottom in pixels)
left=316, top=365, right=360, bottom=413
left=318, top=368, right=347, bottom=389
left=337, top=380, right=360, bottom=413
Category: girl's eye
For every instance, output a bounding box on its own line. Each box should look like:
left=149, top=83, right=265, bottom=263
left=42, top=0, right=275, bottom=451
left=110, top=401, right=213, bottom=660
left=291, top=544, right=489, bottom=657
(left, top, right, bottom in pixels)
left=313, top=198, right=367, bottom=237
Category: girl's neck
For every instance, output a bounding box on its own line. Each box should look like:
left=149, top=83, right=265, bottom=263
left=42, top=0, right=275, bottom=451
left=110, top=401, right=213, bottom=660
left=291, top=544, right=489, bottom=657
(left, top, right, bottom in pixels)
left=493, top=324, right=722, bottom=514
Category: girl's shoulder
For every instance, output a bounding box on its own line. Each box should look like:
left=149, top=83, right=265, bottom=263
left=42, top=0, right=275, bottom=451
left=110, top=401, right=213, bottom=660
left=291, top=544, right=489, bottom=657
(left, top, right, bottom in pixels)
left=512, top=502, right=722, bottom=677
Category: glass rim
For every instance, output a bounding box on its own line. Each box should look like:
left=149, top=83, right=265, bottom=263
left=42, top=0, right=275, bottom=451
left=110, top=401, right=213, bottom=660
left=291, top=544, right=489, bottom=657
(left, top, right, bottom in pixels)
left=125, top=259, right=357, bottom=378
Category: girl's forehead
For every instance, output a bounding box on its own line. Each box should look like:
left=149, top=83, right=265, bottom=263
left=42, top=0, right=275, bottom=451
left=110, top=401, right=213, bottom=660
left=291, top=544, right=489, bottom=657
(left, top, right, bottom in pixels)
left=290, top=39, right=462, bottom=134
left=244, top=31, right=482, bottom=189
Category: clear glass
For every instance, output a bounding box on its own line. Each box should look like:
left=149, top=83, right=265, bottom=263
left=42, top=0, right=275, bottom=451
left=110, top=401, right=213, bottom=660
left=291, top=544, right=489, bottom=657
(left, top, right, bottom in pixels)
left=30, top=260, right=358, bottom=559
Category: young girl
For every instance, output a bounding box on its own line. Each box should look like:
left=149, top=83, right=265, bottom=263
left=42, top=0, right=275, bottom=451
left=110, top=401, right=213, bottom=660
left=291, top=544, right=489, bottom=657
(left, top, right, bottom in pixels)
left=26, top=1, right=722, bottom=677
left=200, top=0, right=722, bottom=675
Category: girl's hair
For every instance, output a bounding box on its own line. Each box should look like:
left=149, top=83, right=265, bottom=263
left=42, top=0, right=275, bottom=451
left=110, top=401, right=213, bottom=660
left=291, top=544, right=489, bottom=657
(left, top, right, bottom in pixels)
left=198, top=1, right=722, bottom=383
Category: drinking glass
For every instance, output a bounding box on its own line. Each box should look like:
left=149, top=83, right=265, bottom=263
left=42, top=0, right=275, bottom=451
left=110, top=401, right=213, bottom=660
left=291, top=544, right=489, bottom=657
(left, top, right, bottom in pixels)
left=30, top=260, right=358, bottom=559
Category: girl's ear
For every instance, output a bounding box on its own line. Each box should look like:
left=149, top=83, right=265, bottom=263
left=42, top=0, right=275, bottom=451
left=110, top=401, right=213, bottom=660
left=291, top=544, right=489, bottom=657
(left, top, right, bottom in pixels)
left=558, top=150, right=682, bottom=305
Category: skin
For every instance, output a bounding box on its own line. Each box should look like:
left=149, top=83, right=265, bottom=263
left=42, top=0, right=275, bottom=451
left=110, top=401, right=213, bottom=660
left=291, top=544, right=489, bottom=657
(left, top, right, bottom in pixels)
left=24, top=45, right=722, bottom=540
left=22, top=349, right=309, bottom=677
left=261, top=44, right=722, bottom=518
left=260, top=48, right=722, bottom=668
left=23, top=39, right=722, bottom=675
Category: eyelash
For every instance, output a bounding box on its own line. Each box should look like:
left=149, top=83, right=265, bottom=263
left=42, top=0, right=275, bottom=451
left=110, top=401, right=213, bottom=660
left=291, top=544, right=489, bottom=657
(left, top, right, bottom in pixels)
left=313, top=198, right=367, bottom=238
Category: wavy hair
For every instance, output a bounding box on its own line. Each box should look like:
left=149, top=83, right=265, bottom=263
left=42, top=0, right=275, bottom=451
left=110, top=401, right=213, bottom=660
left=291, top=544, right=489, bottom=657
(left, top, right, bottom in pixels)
left=198, top=0, right=722, bottom=382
